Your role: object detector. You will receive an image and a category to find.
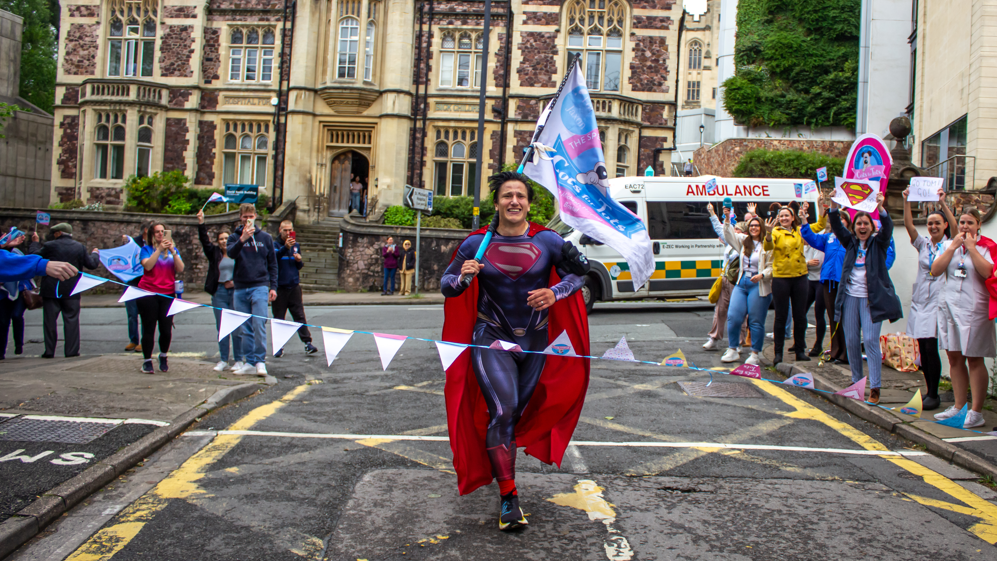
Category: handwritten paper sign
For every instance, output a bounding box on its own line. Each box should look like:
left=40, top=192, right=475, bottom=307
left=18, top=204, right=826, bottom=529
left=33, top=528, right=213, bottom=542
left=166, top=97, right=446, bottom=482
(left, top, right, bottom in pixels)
left=907, top=177, right=944, bottom=202
left=832, top=177, right=879, bottom=212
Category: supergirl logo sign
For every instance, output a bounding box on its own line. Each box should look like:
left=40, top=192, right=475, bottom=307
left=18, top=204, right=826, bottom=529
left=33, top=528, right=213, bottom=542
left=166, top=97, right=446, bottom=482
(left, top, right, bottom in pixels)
left=686, top=184, right=771, bottom=197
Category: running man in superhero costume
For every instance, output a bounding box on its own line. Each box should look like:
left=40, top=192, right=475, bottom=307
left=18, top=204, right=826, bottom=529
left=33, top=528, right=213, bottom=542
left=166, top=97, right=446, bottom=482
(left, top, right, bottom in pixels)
left=441, top=171, right=590, bottom=530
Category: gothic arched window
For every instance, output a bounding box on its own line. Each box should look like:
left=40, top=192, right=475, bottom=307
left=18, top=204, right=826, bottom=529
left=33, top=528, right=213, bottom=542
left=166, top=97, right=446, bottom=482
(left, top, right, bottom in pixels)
left=433, top=128, right=478, bottom=196
left=106, top=0, right=157, bottom=78
left=565, top=0, right=627, bottom=92
left=688, top=41, right=703, bottom=70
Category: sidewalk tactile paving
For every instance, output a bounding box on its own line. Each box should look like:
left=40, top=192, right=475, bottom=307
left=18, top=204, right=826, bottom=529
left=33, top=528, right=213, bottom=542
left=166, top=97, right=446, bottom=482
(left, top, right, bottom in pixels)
left=678, top=381, right=763, bottom=399
left=0, top=417, right=118, bottom=444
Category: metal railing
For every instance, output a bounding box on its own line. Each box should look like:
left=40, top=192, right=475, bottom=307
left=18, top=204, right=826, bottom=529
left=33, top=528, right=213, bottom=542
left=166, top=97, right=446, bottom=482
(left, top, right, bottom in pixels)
left=922, top=154, right=976, bottom=191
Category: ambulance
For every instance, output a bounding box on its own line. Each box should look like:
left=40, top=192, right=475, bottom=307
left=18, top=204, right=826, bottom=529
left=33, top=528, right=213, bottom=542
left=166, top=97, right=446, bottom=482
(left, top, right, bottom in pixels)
left=549, top=175, right=821, bottom=311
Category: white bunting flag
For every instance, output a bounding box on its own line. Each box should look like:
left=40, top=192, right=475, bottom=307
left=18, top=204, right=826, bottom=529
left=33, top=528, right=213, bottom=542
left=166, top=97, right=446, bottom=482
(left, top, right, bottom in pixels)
left=601, top=337, right=636, bottom=362
left=118, top=286, right=155, bottom=303
left=543, top=330, right=577, bottom=357
left=167, top=299, right=202, bottom=317
left=489, top=340, right=523, bottom=353
left=783, top=372, right=815, bottom=389
left=373, top=333, right=407, bottom=371
left=218, top=309, right=252, bottom=342
left=71, top=274, right=108, bottom=296
left=271, top=319, right=303, bottom=355
left=321, top=327, right=353, bottom=366
left=436, top=341, right=468, bottom=371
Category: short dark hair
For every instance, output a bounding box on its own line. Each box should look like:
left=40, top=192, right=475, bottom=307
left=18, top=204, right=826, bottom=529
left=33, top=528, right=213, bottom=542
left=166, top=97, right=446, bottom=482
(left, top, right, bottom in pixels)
left=489, top=171, right=533, bottom=204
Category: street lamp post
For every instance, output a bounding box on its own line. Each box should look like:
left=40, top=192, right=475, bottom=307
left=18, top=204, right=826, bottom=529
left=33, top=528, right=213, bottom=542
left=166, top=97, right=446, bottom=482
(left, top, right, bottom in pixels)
left=699, top=123, right=705, bottom=149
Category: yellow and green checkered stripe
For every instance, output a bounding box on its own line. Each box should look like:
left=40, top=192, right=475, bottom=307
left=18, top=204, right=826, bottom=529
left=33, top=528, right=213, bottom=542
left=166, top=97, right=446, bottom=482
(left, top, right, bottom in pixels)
left=607, top=260, right=723, bottom=280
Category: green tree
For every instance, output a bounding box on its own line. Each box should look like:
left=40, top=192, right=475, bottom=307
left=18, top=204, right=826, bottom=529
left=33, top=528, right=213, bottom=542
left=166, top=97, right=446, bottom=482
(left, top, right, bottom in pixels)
left=0, top=102, right=17, bottom=138
left=721, top=0, right=860, bottom=131
left=1, top=0, right=57, bottom=114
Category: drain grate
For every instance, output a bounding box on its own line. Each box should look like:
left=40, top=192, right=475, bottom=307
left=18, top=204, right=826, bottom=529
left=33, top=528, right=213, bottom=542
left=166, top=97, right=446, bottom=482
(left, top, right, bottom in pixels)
left=0, top=416, right=120, bottom=444
left=677, top=381, right=762, bottom=398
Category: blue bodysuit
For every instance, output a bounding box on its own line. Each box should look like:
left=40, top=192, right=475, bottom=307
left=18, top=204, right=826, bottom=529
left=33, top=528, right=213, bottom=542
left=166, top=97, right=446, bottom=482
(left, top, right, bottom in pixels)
left=441, top=227, right=585, bottom=481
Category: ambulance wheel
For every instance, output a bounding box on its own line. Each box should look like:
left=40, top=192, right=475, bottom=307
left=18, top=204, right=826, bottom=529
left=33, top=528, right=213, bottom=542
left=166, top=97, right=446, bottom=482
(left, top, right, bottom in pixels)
left=582, top=275, right=600, bottom=314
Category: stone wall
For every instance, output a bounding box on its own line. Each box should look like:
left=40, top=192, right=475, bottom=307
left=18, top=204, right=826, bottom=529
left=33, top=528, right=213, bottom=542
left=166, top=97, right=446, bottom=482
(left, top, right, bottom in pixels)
left=629, top=35, right=670, bottom=93
left=195, top=121, right=216, bottom=186
left=62, top=23, right=99, bottom=76
left=692, top=138, right=853, bottom=178
left=164, top=118, right=189, bottom=172
left=517, top=31, right=557, bottom=88
left=159, top=25, right=195, bottom=78
left=56, top=115, right=79, bottom=180
left=201, top=28, right=221, bottom=83
left=0, top=209, right=243, bottom=293
left=338, top=215, right=466, bottom=293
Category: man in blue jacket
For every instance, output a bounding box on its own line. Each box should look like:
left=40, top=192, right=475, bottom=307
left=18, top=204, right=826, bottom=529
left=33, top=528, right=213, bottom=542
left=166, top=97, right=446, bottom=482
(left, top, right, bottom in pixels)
left=272, top=220, right=317, bottom=357
left=0, top=250, right=77, bottom=283
left=227, top=204, right=278, bottom=376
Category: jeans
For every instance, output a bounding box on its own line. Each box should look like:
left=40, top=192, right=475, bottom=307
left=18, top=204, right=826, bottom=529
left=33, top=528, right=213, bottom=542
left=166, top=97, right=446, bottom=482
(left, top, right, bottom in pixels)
left=126, top=298, right=140, bottom=345
left=212, top=285, right=243, bottom=362
left=726, top=275, right=772, bottom=353
left=351, top=192, right=362, bottom=213
left=235, top=286, right=270, bottom=366
left=382, top=267, right=396, bottom=294
left=842, top=295, right=882, bottom=388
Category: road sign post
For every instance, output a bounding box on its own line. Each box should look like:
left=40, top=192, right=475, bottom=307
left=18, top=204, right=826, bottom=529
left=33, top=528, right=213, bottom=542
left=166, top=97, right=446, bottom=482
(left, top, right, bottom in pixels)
left=403, top=185, right=434, bottom=295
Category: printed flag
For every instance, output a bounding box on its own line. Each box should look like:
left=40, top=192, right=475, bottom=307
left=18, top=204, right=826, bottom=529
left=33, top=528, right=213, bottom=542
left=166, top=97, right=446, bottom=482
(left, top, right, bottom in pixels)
left=816, top=167, right=828, bottom=182
left=522, top=63, right=654, bottom=290
left=892, top=389, right=923, bottom=418
left=834, top=377, right=867, bottom=401
left=202, top=192, right=229, bottom=210
left=98, top=236, right=144, bottom=282
left=730, top=363, right=761, bottom=379
left=783, top=372, right=815, bottom=389
left=544, top=330, right=577, bottom=357
left=660, top=349, right=686, bottom=367
left=803, top=181, right=818, bottom=196
left=705, top=177, right=718, bottom=195
left=601, top=336, right=636, bottom=362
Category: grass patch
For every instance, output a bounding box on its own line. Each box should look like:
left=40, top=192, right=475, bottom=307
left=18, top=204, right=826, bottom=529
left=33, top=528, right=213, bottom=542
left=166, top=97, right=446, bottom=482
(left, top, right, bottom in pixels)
left=939, top=379, right=953, bottom=393
left=405, top=293, right=424, bottom=299
left=979, top=474, right=997, bottom=490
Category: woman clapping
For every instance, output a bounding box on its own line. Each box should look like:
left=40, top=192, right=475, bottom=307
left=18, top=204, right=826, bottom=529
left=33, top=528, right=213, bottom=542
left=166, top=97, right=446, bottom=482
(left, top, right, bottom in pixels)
left=930, top=208, right=996, bottom=428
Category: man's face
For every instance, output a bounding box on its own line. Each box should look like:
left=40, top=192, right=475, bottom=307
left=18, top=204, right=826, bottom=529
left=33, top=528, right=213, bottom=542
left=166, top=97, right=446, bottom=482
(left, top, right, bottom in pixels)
left=494, top=181, right=530, bottom=227
left=279, top=223, right=293, bottom=240
left=241, top=211, right=257, bottom=225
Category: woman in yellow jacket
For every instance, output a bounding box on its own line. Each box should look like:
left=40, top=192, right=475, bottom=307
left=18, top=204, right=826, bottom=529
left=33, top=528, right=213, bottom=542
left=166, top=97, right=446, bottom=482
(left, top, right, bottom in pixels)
left=764, top=206, right=811, bottom=365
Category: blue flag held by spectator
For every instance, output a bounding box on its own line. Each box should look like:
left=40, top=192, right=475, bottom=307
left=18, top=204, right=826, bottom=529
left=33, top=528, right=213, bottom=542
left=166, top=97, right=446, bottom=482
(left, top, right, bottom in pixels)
left=99, top=236, right=144, bottom=282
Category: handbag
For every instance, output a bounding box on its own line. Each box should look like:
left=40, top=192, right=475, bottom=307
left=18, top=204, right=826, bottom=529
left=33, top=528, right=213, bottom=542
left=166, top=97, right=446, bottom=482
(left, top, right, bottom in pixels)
left=708, top=275, right=723, bottom=304
left=21, top=287, right=42, bottom=310
left=879, top=332, right=919, bottom=373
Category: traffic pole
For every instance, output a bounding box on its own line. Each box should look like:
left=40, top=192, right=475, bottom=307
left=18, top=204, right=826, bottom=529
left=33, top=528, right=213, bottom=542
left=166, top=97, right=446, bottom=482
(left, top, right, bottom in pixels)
left=415, top=211, right=421, bottom=294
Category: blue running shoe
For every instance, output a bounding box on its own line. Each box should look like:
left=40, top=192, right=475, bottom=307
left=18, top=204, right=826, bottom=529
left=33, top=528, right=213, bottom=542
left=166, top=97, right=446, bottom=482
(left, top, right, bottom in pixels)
left=499, top=493, right=527, bottom=531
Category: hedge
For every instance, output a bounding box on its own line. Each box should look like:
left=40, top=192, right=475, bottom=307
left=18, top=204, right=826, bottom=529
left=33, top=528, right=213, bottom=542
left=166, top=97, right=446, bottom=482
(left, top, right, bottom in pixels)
left=722, top=0, right=860, bottom=130
left=732, top=149, right=845, bottom=179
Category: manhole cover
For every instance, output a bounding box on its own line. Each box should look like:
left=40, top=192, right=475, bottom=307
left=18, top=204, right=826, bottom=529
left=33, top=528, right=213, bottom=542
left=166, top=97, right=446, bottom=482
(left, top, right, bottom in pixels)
left=0, top=416, right=120, bottom=444
left=677, top=381, right=762, bottom=398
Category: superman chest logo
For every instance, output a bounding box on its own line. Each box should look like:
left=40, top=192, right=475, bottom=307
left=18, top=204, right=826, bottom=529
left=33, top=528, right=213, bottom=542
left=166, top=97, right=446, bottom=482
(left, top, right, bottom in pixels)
left=840, top=181, right=874, bottom=206
left=485, top=242, right=542, bottom=281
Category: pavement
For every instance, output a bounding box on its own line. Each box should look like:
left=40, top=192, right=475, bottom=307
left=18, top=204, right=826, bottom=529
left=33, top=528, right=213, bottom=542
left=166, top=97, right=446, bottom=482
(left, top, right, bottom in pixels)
left=1, top=302, right=996, bottom=559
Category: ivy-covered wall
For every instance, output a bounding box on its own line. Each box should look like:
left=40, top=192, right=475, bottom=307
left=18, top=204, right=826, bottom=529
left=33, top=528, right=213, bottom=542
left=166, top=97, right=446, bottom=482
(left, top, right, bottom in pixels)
left=721, top=0, right=861, bottom=130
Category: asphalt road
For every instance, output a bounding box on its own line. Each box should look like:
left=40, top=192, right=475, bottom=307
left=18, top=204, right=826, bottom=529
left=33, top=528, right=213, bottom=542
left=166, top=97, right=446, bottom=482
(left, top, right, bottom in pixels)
left=7, top=302, right=997, bottom=560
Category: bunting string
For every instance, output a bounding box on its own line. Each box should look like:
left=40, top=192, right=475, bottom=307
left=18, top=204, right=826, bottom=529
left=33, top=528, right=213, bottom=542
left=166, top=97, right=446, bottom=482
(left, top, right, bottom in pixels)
left=69, top=273, right=995, bottom=436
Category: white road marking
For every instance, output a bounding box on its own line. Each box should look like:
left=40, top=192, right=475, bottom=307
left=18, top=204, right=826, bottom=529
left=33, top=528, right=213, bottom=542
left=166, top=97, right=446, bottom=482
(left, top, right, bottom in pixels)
left=22, top=415, right=122, bottom=424
left=943, top=435, right=997, bottom=443
left=182, top=429, right=927, bottom=456
left=566, top=445, right=589, bottom=473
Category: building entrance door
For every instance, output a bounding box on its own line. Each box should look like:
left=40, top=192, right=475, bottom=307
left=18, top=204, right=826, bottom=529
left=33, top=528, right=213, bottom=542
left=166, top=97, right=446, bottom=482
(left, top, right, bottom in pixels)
left=328, top=151, right=371, bottom=217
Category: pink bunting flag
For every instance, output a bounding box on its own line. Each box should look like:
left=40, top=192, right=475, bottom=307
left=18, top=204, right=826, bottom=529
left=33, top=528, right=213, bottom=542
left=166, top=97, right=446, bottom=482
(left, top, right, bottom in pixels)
left=373, top=333, right=407, bottom=371
left=489, top=340, right=523, bottom=353
left=834, top=377, right=867, bottom=401
left=730, top=363, right=761, bottom=379
left=783, top=372, right=815, bottom=389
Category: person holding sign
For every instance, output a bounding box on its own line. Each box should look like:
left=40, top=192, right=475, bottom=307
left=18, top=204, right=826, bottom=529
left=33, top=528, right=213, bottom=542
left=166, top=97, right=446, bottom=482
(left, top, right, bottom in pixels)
left=929, top=208, right=997, bottom=428
left=901, top=186, right=957, bottom=411
left=829, top=193, right=903, bottom=405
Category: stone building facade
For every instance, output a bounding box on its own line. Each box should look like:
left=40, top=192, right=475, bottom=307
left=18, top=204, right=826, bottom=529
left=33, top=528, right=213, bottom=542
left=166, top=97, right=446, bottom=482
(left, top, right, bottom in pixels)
left=52, top=0, right=681, bottom=220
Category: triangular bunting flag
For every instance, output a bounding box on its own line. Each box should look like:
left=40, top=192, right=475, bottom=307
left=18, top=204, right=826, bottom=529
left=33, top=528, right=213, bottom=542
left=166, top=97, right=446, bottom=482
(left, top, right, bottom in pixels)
left=936, top=404, right=968, bottom=428
left=321, top=327, right=353, bottom=366
left=489, top=340, right=523, bottom=353
left=271, top=319, right=303, bottom=355
left=892, top=389, right=923, bottom=418
left=601, top=337, right=636, bottom=362
left=373, top=333, right=407, bottom=371
left=543, top=330, right=577, bottom=357
left=71, top=273, right=108, bottom=296
left=436, top=341, right=468, bottom=371
left=118, top=285, right=155, bottom=303
left=167, top=299, right=202, bottom=317
left=730, top=363, right=761, bottom=379
left=783, top=372, right=815, bottom=389
left=834, top=377, right=867, bottom=401
left=660, top=349, right=686, bottom=367
left=218, top=309, right=252, bottom=342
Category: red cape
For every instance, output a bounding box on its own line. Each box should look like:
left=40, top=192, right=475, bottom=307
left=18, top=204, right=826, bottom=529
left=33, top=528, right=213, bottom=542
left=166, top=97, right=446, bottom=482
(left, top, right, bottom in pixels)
left=978, top=236, right=997, bottom=320
left=442, top=222, right=590, bottom=495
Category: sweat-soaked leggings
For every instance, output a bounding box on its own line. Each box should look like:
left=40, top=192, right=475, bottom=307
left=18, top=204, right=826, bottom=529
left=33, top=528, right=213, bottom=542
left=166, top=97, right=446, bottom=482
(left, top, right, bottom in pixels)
left=469, top=322, right=547, bottom=482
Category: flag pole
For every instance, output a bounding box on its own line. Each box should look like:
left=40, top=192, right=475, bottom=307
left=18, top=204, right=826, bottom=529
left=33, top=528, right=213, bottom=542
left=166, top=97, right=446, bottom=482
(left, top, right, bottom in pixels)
left=471, top=0, right=494, bottom=231
left=517, top=53, right=580, bottom=173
